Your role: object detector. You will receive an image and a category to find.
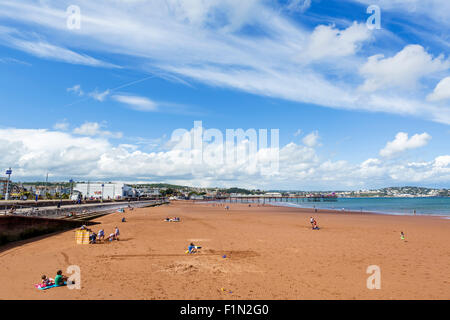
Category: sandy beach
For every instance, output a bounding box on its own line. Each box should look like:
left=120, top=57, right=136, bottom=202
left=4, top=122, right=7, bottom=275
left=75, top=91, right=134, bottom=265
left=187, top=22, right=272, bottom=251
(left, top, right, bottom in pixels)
left=0, top=201, right=449, bottom=300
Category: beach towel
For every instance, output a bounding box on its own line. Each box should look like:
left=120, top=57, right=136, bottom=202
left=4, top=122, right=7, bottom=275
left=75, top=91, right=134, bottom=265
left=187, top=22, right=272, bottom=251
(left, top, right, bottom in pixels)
left=35, top=282, right=67, bottom=290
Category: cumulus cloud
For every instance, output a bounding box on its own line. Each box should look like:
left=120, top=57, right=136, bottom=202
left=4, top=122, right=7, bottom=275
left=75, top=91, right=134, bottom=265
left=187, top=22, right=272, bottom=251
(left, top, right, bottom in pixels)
left=73, top=122, right=122, bottom=139
left=0, top=126, right=448, bottom=188
left=304, top=22, right=371, bottom=61
left=427, top=77, right=450, bottom=102
left=379, top=132, right=432, bottom=157
left=359, top=45, right=449, bottom=92
left=302, top=131, right=320, bottom=147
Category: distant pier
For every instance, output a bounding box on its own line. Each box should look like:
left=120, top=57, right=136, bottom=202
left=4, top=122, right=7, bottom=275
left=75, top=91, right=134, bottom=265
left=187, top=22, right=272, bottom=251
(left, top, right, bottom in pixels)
left=204, top=194, right=338, bottom=204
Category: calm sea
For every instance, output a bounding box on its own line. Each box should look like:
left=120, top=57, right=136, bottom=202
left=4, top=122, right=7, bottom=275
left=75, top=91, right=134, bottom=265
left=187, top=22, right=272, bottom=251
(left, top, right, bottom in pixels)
left=271, top=197, right=450, bottom=216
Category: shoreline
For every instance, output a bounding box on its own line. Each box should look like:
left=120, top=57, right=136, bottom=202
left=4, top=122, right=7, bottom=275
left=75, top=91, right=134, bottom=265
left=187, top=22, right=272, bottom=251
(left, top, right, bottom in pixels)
left=205, top=197, right=450, bottom=218
left=264, top=202, right=450, bottom=219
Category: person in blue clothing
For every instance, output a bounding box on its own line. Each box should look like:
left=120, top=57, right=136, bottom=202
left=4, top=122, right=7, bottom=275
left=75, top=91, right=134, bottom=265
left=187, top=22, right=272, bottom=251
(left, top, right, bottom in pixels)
left=188, top=242, right=202, bottom=254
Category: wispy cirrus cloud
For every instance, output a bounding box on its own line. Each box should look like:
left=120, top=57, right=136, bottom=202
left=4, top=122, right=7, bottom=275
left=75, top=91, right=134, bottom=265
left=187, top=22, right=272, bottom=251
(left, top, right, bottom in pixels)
left=112, top=95, right=158, bottom=112
left=0, top=0, right=449, bottom=125
left=67, top=84, right=84, bottom=96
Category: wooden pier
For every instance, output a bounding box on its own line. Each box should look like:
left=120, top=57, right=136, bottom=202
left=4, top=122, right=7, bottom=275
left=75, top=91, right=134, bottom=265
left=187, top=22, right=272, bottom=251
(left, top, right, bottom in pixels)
left=204, top=195, right=338, bottom=203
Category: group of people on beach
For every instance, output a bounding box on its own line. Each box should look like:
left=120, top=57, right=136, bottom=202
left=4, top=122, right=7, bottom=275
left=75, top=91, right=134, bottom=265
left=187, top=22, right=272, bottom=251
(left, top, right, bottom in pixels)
left=80, top=225, right=120, bottom=244
left=39, top=270, right=69, bottom=288
left=164, top=217, right=180, bottom=222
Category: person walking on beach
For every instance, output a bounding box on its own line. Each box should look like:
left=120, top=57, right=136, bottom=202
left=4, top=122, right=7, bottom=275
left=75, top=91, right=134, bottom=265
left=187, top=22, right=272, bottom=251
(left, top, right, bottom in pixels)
left=114, top=226, right=120, bottom=240
left=310, top=217, right=314, bottom=229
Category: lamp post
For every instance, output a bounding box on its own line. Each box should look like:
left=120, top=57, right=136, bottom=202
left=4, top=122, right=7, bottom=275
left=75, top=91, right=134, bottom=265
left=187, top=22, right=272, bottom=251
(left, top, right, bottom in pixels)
left=5, top=168, right=12, bottom=201
left=69, top=179, right=74, bottom=200
left=101, top=184, right=104, bottom=203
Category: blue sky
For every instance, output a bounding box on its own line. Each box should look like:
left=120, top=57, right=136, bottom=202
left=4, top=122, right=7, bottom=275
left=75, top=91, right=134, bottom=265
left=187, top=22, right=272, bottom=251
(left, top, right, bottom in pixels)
left=0, top=0, right=449, bottom=190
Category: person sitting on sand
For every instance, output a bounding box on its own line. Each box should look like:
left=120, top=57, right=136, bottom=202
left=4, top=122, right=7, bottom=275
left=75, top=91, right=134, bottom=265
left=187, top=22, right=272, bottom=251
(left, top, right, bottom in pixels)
left=188, top=242, right=197, bottom=254
left=98, top=229, right=105, bottom=241
left=89, top=232, right=97, bottom=244
left=122, top=217, right=126, bottom=222
left=41, top=275, right=54, bottom=287
left=54, top=270, right=67, bottom=286
left=108, top=233, right=116, bottom=241
left=312, top=219, right=320, bottom=230
left=400, top=231, right=405, bottom=240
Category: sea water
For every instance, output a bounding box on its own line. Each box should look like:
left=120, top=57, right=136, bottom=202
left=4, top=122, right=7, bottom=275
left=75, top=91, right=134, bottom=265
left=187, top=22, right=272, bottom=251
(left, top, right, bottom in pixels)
left=272, top=197, right=450, bottom=216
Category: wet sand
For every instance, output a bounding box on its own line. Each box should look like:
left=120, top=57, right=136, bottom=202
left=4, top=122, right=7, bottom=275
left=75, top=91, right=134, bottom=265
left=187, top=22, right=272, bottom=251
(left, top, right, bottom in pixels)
left=0, top=201, right=449, bottom=300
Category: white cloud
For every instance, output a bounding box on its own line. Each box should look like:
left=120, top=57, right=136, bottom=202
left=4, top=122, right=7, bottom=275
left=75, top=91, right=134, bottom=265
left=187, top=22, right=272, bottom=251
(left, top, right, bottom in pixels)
left=304, top=22, right=371, bottom=61
left=427, top=77, right=450, bottom=102
left=0, top=27, right=118, bottom=68
left=0, top=1, right=450, bottom=124
left=0, top=126, right=448, bottom=188
left=302, top=131, right=320, bottom=147
left=67, top=84, right=84, bottom=96
left=73, top=122, right=122, bottom=139
left=286, top=0, right=312, bottom=13
left=359, top=45, right=449, bottom=92
left=293, top=129, right=302, bottom=137
left=379, top=132, right=432, bottom=157
left=89, top=89, right=110, bottom=102
left=112, top=95, right=158, bottom=112
left=352, top=0, right=450, bottom=27
left=53, top=120, right=69, bottom=131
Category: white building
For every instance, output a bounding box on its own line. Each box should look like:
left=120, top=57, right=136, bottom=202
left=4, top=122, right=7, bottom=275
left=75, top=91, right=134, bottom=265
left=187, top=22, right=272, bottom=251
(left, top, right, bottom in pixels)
left=264, top=192, right=282, bottom=197
left=74, top=183, right=133, bottom=200
left=137, top=187, right=161, bottom=197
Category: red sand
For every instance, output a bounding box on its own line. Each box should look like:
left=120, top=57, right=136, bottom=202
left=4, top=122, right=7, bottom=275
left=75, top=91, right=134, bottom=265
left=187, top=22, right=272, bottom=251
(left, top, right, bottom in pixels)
left=0, top=201, right=449, bottom=299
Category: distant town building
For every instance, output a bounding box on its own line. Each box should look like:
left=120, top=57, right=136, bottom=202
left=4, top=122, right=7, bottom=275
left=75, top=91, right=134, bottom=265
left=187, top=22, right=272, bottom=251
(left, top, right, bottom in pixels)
left=73, top=182, right=133, bottom=200
left=136, top=187, right=161, bottom=197
left=264, top=192, right=282, bottom=197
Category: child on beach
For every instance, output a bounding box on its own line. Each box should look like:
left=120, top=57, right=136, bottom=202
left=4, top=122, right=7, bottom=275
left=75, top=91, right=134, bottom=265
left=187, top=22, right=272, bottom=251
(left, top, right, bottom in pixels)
left=41, top=275, right=54, bottom=287
left=54, top=270, right=67, bottom=286
left=400, top=232, right=405, bottom=240
left=114, top=227, right=120, bottom=240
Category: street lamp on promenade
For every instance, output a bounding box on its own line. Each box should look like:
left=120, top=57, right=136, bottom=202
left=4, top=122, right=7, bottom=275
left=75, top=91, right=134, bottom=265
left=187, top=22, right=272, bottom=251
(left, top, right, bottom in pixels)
left=5, top=168, right=12, bottom=201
